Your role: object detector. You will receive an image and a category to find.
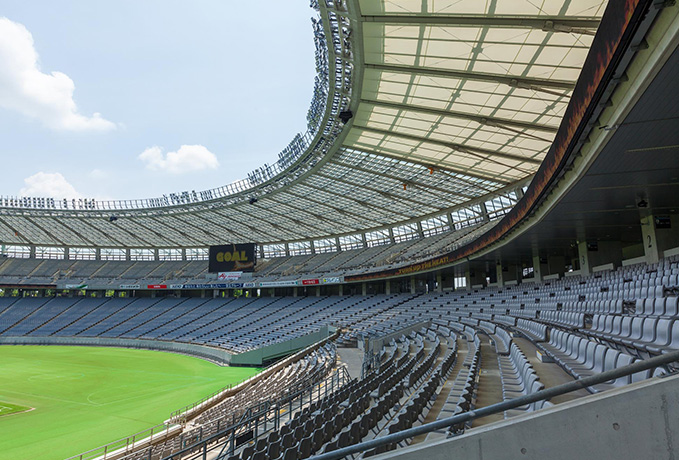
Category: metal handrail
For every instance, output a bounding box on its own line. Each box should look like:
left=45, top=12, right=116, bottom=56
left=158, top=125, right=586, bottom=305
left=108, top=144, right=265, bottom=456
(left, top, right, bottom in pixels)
left=162, top=365, right=352, bottom=460
left=309, top=349, right=679, bottom=460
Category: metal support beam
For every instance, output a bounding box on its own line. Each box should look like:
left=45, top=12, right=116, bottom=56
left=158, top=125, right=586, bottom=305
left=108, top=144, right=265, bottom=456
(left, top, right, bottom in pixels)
left=352, top=124, right=543, bottom=166
left=362, top=98, right=559, bottom=133
left=343, top=146, right=506, bottom=187
left=365, top=63, right=576, bottom=91
left=362, top=15, right=601, bottom=30
left=328, top=159, right=477, bottom=199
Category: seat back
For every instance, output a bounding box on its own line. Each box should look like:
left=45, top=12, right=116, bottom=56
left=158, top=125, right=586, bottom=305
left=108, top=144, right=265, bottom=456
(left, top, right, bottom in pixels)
left=591, top=345, right=608, bottom=373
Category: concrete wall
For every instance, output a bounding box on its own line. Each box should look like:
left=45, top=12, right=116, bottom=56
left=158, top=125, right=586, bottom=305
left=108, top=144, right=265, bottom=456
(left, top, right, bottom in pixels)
left=230, top=325, right=335, bottom=366
left=374, top=374, right=679, bottom=460
left=0, top=336, right=234, bottom=365
left=0, top=326, right=336, bottom=366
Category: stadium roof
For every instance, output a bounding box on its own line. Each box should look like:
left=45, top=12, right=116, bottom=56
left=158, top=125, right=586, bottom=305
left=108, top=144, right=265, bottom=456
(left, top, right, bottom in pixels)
left=0, top=0, right=608, bottom=249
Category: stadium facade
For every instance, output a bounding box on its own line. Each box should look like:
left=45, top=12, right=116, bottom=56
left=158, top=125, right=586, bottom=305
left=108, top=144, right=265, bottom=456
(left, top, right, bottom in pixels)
left=1, top=1, right=679, bottom=459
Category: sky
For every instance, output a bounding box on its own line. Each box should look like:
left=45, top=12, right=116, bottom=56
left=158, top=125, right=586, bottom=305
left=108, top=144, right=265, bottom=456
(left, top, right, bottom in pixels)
left=0, top=1, right=317, bottom=201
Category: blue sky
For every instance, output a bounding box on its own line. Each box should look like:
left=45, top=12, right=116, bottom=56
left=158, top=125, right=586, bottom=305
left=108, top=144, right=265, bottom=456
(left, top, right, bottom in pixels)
left=0, top=1, right=316, bottom=201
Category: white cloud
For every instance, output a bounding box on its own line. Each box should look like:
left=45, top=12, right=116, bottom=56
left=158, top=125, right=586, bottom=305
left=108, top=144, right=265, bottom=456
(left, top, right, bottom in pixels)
left=0, top=17, right=116, bottom=132
left=20, top=172, right=82, bottom=199
left=88, top=168, right=108, bottom=179
left=139, top=144, right=219, bottom=174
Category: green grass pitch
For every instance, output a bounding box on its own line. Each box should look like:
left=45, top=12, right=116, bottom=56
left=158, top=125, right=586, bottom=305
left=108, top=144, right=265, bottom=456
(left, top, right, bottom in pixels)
left=0, top=346, right=261, bottom=460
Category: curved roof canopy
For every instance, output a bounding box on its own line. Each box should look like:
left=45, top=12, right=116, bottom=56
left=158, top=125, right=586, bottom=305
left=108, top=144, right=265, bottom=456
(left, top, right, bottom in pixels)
left=0, top=0, right=607, bottom=249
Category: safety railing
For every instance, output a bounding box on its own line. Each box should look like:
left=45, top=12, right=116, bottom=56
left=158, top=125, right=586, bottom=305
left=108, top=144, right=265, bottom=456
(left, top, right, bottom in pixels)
left=309, top=349, right=679, bottom=460
left=159, top=365, right=352, bottom=460
left=64, top=422, right=177, bottom=460
left=168, top=375, right=259, bottom=424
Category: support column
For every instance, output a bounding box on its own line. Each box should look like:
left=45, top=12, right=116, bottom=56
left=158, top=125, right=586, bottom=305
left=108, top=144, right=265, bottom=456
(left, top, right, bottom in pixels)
left=641, top=215, right=660, bottom=264
left=361, top=283, right=367, bottom=296
left=410, top=276, right=416, bottom=294
left=338, top=284, right=343, bottom=296
left=532, top=254, right=543, bottom=282
left=495, top=262, right=504, bottom=286
left=416, top=221, right=425, bottom=238
left=385, top=280, right=391, bottom=295
left=293, top=287, right=298, bottom=297
left=479, top=202, right=491, bottom=223
left=436, top=273, right=443, bottom=293
left=577, top=241, right=591, bottom=276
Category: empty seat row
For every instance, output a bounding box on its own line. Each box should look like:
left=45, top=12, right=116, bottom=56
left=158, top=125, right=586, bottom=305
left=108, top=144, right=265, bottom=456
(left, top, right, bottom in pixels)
left=540, top=330, right=651, bottom=393
left=588, top=315, right=679, bottom=354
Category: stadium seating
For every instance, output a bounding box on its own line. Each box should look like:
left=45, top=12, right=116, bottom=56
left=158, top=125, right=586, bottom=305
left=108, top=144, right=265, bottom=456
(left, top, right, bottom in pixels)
left=1, top=255, right=678, bottom=459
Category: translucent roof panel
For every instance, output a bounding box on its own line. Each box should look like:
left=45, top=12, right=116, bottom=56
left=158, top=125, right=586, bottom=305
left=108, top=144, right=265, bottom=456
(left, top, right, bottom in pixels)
left=358, top=0, right=607, bottom=17
left=0, top=1, right=610, bottom=248
left=346, top=0, right=606, bottom=184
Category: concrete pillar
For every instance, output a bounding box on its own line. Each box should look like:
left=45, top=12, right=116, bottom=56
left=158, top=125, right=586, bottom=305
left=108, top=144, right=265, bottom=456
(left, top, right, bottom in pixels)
left=532, top=254, right=544, bottom=282
left=181, top=248, right=187, bottom=260
left=153, top=248, right=159, bottom=261
left=316, top=286, right=321, bottom=297
left=310, top=240, right=316, bottom=255
left=577, top=241, right=591, bottom=276
left=436, top=273, right=443, bottom=293
left=361, top=283, right=367, bottom=296
left=641, top=215, right=660, bottom=264
left=284, top=243, right=290, bottom=257
left=495, top=262, right=504, bottom=286
left=293, top=287, right=298, bottom=297
left=410, top=276, right=416, bottom=294
left=385, top=280, right=391, bottom=295
left=338, top=284, right=343, bottom=296
left=388, top=228, right=395, bottom=244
